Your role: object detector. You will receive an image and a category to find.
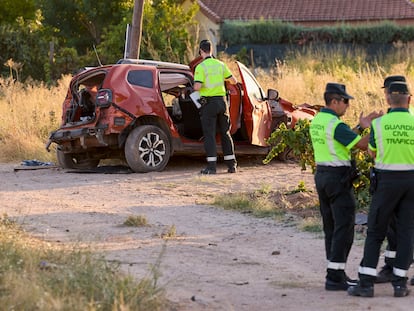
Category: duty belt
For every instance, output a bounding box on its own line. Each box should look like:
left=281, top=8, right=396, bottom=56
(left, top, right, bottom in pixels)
left=316, top=165, right=350, bottom=173
left=200, top=96, right=225, bottom=107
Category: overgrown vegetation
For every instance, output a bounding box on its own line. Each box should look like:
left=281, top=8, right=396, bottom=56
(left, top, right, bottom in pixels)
left=0, top=214, right=167, bottom=310
left=221, top=20, right=414, bottom=45
left=213, top=182, right=320, bottom=231
left=264, top=120, right=373, bottom=211
left=0, top=76, right=69, bottom=162
left=0, top=0, right=199, bottom=82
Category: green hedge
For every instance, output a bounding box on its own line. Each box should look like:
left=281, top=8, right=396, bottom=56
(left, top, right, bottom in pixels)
left=220, top=20, right=414, bottom=45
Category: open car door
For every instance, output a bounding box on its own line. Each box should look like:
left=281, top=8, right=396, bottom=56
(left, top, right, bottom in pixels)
left=236, top=61, right=272, bottom=146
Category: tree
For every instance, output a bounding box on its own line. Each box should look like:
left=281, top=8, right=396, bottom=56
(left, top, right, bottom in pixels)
left=0, top=0, right=200, bottom=80
left=0, top=0, right=36, bottom=24
left=140, top=0, right=199, bottom=63
left=37, top=0, right=131, bottom=54
left=98, top=0, right=199, bottom=64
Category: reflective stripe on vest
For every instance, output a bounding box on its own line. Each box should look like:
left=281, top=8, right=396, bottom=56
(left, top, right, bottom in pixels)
left=373, top=112, right=414, bottom=171
left=310, top=112, right=351, bottom=167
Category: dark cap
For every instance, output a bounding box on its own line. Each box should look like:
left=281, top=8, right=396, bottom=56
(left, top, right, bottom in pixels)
left=199, top=39, right=212, bottom=52
left=387, top=81, right=410, bottom=95
left=324, top=83, right=354, bottom=99
left=382, top=75, right=406, bottom=88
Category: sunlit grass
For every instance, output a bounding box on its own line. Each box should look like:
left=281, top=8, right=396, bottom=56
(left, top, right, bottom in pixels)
left=0, top=214, right=167, bottom=311
left=213, top=185, right=318, bottom=220
left=0, top=75, right=71, bottom=162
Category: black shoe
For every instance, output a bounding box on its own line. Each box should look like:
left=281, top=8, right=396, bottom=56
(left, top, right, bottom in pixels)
left=345, top=275, right=358, bottom=286
left=394, top=285, right=410, bottom=297
left=347, top=284, right=374, bottom=297
left=325, top=279, right=348, bottom=291
left=375, top=266, right=393, bottom=283
left=410, top=276, right=414, bottom=286
left=227, top=167, right=237, bottom=173
left=200, top=167, right=216, bottom=175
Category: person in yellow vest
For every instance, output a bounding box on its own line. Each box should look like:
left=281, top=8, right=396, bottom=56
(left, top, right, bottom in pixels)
left=194, top=40, right=238, bottom=174
left=348, top=81, right=414, bottom=298
left=310, top=83, right=381, bottom=291
left=375, top=75, right=414, bottom=286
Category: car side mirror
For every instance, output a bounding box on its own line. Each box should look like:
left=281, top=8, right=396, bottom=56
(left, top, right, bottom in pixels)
left=267, top=89, right=279, bottom=101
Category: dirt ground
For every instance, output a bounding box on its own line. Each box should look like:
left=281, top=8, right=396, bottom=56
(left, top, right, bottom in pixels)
left=1, top=157, right=413, bottom=311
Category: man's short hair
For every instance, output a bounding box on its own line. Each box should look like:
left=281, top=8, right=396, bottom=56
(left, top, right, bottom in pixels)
left=199, top=40, right=212, bottom=53
left=387, top=82, right=411, bottom=106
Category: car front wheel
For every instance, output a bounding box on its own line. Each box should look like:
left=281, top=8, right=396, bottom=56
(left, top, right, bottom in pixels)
left=124, top=125, right=171, bottom=173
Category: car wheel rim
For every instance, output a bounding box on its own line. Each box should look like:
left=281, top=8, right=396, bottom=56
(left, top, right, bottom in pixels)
left=138, top=132, right=166, bottom=167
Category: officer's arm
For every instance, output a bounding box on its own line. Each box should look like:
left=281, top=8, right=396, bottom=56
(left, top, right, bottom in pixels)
left=193, top=82, right=202, bottom=91
left=355, top=135, right=369, bottom=151
left=367, top=128, right=377, bottom=158
left=225, top=75, right=237, bottom=85
left=336, top=123, right=368, bottom=151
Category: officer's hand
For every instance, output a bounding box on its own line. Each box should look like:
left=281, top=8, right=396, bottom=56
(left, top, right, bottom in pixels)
left=358, top=111, right=383, bottom=129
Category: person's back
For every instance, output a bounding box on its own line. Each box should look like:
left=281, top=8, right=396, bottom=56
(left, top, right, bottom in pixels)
left=193, top=39, right=238, bottom=174
left=348, top=81, right=414, bottom=298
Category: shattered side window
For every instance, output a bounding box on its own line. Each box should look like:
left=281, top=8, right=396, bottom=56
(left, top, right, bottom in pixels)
left=159, top=73, right=190, bottom=91
left=127, top=70, right=153, bottom=88
left=238, top=62, right=265, bottom=101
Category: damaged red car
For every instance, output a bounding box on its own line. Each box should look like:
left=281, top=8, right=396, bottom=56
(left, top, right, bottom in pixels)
left=46, top=58, right=317, bottom=173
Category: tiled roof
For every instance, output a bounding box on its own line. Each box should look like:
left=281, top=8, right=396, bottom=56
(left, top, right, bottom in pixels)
left=198, top=0, right=414, bottom=23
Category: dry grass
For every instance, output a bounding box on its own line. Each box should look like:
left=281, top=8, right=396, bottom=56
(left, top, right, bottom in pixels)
left=2, top=46, right=414, bottom=163
left=0, top=75, right=71, bottom=162
left=0, top=214, right=167, bottom=310
left=253, top=58, right=395, bottom=125
left=222, top=45, right=414, bottom=126
left=123, top=215, right=149, bottom=227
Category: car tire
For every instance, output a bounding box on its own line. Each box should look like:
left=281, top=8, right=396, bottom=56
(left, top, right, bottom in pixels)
left=56, top=149, right=100, bottom=169
left=277, top=147, right=295, bottom=161
left=124, top=125, right=171, bottom=173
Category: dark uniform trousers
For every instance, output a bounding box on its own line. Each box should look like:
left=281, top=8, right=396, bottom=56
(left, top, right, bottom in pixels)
left=200, top=96, right=236, bottom=167
left=383, top=217, right=414, bottom=269
left=359, top=171, right=414, bottom=286
left=315, top=166, right=355, bottom=281
left=384, top=215, right=398, bottom=267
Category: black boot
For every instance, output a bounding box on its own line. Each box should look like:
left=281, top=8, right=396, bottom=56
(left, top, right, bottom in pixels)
left=325, top=269, right=348, bottom=291
left=375, top=264, right=393, bottom=283
left=225, top=159, right=237, bottom=173
left=347, top=275, right=375, bottom=297
left=392, top=276, right=410, bottom=297
left=201, top=162, right=216, bottom=174
left=347, top=283, right=374, bottom=297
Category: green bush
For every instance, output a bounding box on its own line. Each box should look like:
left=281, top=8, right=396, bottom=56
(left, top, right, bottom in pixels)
left=265, top=120, right=373, bottom=211
left=221, top=20, right=414, bottom=46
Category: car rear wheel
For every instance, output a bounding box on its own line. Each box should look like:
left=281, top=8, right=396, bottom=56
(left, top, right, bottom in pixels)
left=125, top=125, right=171, bottom=173
left=56, top=149, right=100, bottom=169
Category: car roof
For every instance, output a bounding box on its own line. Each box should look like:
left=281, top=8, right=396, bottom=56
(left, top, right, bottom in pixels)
left=117, top=58, right=190, bottom=71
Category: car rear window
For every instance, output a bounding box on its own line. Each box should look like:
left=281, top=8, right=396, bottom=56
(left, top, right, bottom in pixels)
left=127, top=70, right=153, bottom=88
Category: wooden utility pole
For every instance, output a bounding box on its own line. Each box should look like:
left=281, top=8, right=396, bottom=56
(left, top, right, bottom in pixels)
left=129, top=0, right=145, bottom=59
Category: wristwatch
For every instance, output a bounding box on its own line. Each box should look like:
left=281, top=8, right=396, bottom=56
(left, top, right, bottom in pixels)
left=355, top=124, right=364, bottom=134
